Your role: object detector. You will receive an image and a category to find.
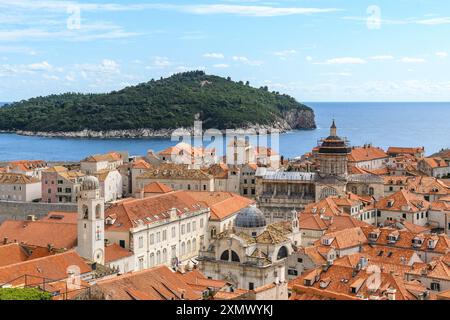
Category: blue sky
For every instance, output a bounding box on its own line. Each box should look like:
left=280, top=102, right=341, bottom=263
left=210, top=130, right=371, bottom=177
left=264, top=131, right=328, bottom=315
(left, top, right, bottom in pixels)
left=1, top=0, right=450, bottom=102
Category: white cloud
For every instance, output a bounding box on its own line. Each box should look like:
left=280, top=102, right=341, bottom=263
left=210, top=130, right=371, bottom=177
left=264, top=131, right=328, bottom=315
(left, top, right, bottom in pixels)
left=369, top=55, right=394, bottom=60
left=318, top=57, right=367, bottom=65
left=203, top=52, right=225, bottom=59
left=151, top=56, right=172, bottom=68
left=173, top=4, right=340, bottom=17
left=213, top=64, right=229, bottom=68
left=232, top=56, right=263, bottom=66
left=399, top=57, right=426, bottom=63
left=28, top=61, right=53, bottom=71
left=273, top=49, right=297, bottom=57
left=417, top=17, right=450, bottom=25
left=305, top=56, right=313, bottom=62
left=436, top=51, right=448, bottom=58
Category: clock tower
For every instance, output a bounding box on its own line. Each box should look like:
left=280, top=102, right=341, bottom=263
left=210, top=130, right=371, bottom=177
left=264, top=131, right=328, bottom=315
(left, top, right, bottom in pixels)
left=76, top=176, right=105, bottom=265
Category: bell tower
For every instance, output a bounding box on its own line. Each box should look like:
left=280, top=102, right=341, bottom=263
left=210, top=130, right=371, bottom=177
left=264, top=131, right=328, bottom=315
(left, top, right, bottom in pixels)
left=77, top=176, right=105, bottom=265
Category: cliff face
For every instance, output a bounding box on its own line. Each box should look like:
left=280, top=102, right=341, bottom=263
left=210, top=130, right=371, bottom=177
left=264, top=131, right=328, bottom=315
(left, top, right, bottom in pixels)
left=281, top=108, right=317, bottom=130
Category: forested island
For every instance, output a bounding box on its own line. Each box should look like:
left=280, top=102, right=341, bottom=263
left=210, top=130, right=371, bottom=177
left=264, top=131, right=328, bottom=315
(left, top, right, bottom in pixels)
left=0, top=71, right=316, bottom=138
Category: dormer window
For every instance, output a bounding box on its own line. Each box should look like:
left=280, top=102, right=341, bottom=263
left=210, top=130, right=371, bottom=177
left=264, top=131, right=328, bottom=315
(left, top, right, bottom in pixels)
left=387, top=233, right=399, bottom=243
left=369, top=232, right=380, bottom=241
left=322, top=237, right=333, bottom=246
left=412, top=237, right=423, bottom=247
left=387, top=200, right=394, bottom=208
left=428, top=239, right=438, bottom=249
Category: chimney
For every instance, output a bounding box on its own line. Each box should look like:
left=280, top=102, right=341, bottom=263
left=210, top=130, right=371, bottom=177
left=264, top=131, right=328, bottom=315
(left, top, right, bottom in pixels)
left=3, top=237, right=8, bottom=245
left=47, top=243, right=54, bottom=252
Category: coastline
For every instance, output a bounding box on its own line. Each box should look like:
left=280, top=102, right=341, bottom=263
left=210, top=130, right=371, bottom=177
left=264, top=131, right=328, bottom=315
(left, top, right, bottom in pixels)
left=1, top=123, right=317, bottom=139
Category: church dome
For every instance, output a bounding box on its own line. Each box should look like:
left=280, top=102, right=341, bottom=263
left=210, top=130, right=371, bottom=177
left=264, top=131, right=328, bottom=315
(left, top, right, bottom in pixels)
left=235, top=206, right=266, bottom=229
left=81, top=176, right=100, bottom=191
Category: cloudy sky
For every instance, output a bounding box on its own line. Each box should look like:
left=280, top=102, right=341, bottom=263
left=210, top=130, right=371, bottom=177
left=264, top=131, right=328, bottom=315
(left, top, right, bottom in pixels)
left=1, top=0, right=450, bottom=102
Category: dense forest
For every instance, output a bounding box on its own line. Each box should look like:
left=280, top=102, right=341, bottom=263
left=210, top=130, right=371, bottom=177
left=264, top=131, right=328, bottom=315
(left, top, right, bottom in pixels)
left=0, top=71, right=315, bottom=132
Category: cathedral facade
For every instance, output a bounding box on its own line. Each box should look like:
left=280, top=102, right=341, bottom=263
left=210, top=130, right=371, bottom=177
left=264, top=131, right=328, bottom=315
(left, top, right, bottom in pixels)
left=256, top=121, right=384, bottom=222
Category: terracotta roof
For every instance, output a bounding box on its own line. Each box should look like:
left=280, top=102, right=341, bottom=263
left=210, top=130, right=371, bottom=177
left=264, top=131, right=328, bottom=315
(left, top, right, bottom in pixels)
left=361, top=225, right=450, bottom=254
left=299, top=214, right=368, bottom=232
left=290, top=264, right=422, bottom=300
left=142, top=182, right=173, bottom=194
left=40, top=212, right=78, bottom=224
left=406, top=176, right=450, bottom=195
left=0, top=173, right=40, bottom=184
left=317, top=227, right=367, bottom=250
left=348, top=146, right=388, bottom=162
left=0, top=219, right=77, bottom=250
left=186, top=191, right=254, bottom=221
left=132, top=159, right=152, bottom=170
left=406, top=256, right=450, bottom=281
left=0, top=243, right=29, bottom=267
left=137, top=164, right=213, bottom=180
left=175, top=269, right=229, bottom=293
left=83, top=152, right=122, bottom=163
left=0, top=251, right=91, bottom=287
left=105, top=243, right=133, bottom=263
left=376, top=189, right=430, bottom=212
left=44, top=166, right=68, bottom=173
left=388, top=147, right=424, bottom=155
left=421, top=157, right=449, bottom=169
left=8, top=160, right=47, bottom=172
left=105, top=190, right=208, bottom=231
left=95, top=265, right=202, bottom=300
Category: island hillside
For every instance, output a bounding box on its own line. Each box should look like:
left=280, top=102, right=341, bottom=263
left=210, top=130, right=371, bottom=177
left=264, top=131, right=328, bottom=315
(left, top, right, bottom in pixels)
left=0, top=71, right=316, bottom=137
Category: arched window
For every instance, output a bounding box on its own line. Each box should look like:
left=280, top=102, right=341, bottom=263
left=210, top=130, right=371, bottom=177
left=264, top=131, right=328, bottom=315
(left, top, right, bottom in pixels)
left=95, top=204, right=102, bottom=219
left=277, top=246, right=288, bottom=260
left=156, top=251, right=161, bottom=265
left=192, top=238, right=197, bottom=252
left=181, top=242, right=186, bottom=256
left=149, top=253, right=155, bottom=267
left=369, top=187, right=374, bottom=196
left=162, top=249, right=167, bottom=264
left=231, top=251, right=240, bottom=262
left=187, top=240, right=191, bottom=253
left=220, top=250, right=229, bottom=261
left=82, top=205, right=89, bottom=219
left=351, top=187, right=357, bottom=194
left=320, top=187, right=338, bottom=200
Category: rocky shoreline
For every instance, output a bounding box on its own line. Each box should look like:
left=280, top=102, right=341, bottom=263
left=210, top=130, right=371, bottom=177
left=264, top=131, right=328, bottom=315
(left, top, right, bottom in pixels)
left=1, top=109, right=316, bottom=139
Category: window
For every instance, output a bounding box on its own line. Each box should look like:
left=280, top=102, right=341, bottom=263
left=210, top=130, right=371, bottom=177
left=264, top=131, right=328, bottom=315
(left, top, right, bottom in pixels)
left=156, top=232, right=161, bottom=243
left=431, top=283, right=440, bottom=291
left=181, top=242, right=186, bottom=256
left=192, top=221, right=196, bottom=231
left=200, top=218, right=204, bottom=229
left=181, top=225, right=185, bottom=235
left=297, top=258, right=303, bottom=263
left=192, top=238, right=197, bottom=252
left=277, top=246, right=288, bottom=260
left=171, top=226, right=176, bottom=238
left=288, top=269, right=298, bottom=276
left=138, top=236, right=144, bottom=248
left=162, top=230, right=167, bottom=241
left=402, top=213, right=407, bottom=219
left=220, top=250, right=229, bottom=261
left=149, top=254, right=154, bottom=267
left=139, top=257, right=145, bottom=270
left=150, top=234, right=154, bottom=245
left=203, top=185, right=207, bottom=191
left=119, top=240, right=126, bottom=248
left=65, top=188, right=71, bottom=193
left=249, top=282, right=254, bottom=291
left=57, top=187, right=62, bottom=193
left=187, top=223, right=191, bottom=233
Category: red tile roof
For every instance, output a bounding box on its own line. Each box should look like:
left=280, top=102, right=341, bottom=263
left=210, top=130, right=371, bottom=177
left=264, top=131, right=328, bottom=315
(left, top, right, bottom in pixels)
left=95, top=265, right=202, bottom=300
left=142, top=181, right=173, bottom=194
left=105, top=244, right=133, bottom=263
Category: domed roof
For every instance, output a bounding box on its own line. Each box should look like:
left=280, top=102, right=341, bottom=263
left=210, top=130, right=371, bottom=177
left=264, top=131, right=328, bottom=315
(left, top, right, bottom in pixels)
left=234, top=206, right=266, bottom=229
left=82, top=176, right=100, bottom=191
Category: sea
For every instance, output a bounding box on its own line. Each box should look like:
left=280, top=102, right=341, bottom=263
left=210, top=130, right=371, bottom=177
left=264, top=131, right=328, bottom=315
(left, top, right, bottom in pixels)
left=0, top=102, right=449, bottom=162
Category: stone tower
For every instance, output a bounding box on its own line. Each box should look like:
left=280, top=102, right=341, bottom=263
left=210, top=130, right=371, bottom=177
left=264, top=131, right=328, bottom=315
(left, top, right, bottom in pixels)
left=316, top=120, right=351, bottom=177
left=77, top=176, right=105, bottom=265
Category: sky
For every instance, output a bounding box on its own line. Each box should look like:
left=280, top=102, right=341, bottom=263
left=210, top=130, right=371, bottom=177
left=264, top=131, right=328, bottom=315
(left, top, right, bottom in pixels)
left=1, top=0, right=450, bottom=102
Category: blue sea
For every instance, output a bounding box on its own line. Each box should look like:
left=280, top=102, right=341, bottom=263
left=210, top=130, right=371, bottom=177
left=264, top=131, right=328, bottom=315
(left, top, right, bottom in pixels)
left=0, top=102, right=449, bottom=161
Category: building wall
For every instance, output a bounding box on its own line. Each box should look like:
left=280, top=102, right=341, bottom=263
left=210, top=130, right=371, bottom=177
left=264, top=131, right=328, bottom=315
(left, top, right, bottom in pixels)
left=0, top=201, right=77, bottom=222
left=136, top=177, right=215, bottom=193
left=0, top=181, right=41, bottom=202
left=379, top=209, right=429, bottom=226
